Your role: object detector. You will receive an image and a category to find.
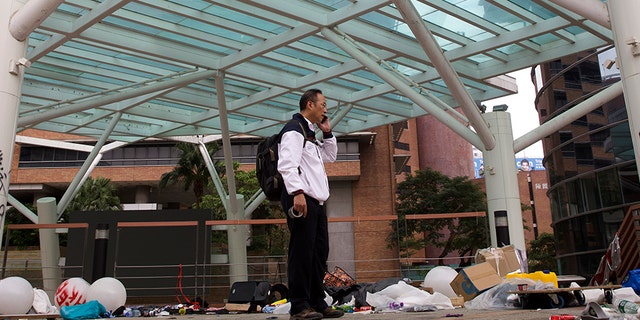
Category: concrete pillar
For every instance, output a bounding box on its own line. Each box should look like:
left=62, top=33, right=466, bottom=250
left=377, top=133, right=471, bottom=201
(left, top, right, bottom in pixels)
left=482, top=112, right=526, bottom=252
left=607, top=0, right=640, bottom=182
left=226, top=194, right=248, bottom=284
left=36, top=197, right=62, bottom=302
left=0, top=1, right=28, bottom=249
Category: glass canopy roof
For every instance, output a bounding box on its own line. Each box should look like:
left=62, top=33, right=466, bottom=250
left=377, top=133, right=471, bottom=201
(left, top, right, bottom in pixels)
left=16, top=0, right=612, bottom=143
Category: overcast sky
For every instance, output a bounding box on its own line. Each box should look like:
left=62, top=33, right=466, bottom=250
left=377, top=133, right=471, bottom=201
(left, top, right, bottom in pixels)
left=483, top=68, right=544, bottom=158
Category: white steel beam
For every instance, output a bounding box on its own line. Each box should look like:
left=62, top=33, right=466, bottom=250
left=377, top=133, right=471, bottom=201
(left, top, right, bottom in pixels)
left=393, top=0, right=495, bottom=151
left=15, top=135, right=95, bottom=153
left=548, top=0, right=610, bottom=28
left=7, top=194, right=38, bottom=223
left=9, top=0, right=64, bottom=41
left=57, top=113, right=122, bottom=216
left=513, top=82, right=623, bottom=153
left=197, top=140, right=228, bottom=214
left=321, top=26, right=484, bottom=149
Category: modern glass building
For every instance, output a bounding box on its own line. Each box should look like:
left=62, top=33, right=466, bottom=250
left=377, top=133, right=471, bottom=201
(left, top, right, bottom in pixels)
left=535, top=48, right=640, bottom=277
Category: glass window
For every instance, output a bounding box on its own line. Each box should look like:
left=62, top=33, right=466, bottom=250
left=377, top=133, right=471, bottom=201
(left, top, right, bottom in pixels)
left=565, top=180, right=582, bottom=215
left=135, top=146, right=147, bottom=159
left=146, top=146, right=159, bottom=165
left=553, top=90, right=567, bottom=111
left=620, top=163, right=640, bottom=203
left=581, top=174, right=601, bottom=211
left=611, top=122, right=634, bottom=161
left=602, top=210, right=623, bottom=241
left=554, top=219, right=572, bottom=255
left=551, top=186, right=569, bottom=219
left=597, top=168, right=622, bottom=207
left=549, top=60, right=562, bottom=75
left=559, top=132, right=575, bottom=158
left=563, top=68, right=582, bottom=89
left=574, top=142, right=593, bottom=165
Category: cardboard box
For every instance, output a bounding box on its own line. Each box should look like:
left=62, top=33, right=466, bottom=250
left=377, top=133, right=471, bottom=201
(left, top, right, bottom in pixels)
left=475, top=245, right=521, bottom=277
left=224, top=303, right=252, bottom=312
left=450, top=262, right=502, bottom=301
left=449, top=296, right=464, bottom=307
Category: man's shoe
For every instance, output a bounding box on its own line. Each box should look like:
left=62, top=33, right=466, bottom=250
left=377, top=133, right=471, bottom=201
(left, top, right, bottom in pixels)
left=321, top=307, right=344, bottom=319
left=290, top=308, right=323, bottom=320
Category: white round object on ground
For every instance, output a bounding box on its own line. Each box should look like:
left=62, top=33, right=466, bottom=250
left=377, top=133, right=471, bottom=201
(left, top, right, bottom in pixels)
left=86, top=277, right=127, bottom=312
left=55, top=277, right=91, bottom=307
left=422, top=266, right=458, bottom=297
left=0, top=276, right=34, bottom=314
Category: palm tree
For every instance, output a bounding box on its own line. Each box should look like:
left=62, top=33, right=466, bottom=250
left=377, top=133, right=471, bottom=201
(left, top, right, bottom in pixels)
left=159, top=141, right=221, bottom=209
left=66, top=176, right=122, bottom=213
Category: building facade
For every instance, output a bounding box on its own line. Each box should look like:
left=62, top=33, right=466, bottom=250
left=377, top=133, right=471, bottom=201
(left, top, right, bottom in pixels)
left=534, top=48, right=640, bottom=277
left=10, top=121, right=417, bottom=284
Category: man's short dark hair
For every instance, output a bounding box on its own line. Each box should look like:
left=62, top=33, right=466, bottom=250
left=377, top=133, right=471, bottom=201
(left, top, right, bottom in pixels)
left=299, top=89, right=323, bottom=111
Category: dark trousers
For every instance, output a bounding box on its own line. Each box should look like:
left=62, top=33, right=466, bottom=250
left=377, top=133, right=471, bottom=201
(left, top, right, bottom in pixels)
left=281, top=194, right=329, bottom=315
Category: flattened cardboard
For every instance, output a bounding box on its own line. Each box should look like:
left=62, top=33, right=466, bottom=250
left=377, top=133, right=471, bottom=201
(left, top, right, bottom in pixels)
left=476, top=245, right=521, bottom=277
left=450, top=262, right=502, bottom=301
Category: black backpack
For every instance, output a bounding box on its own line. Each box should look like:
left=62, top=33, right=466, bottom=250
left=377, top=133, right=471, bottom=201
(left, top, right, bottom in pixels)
left=256, top=120, right=307, bottom=201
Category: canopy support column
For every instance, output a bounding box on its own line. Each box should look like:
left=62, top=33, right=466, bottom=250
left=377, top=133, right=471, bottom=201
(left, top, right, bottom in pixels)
left=483, top=111, right=526, bottom=252
left=608, top=0, right=640, bottom=183
left=0, top=0, right=29, bottom=249
left=215, top=72, right=248, bottom=282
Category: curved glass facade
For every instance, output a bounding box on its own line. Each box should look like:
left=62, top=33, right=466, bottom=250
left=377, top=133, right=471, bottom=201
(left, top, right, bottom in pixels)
left=537, top=50, right=640, bottom=277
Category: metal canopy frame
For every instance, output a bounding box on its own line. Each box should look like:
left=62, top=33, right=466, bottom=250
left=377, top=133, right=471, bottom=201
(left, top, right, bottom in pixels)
left=13, top=0, right=612, bottom=142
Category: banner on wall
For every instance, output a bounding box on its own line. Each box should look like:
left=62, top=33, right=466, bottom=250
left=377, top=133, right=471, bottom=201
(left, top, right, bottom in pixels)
left=473, top=158, right=544, bottom=178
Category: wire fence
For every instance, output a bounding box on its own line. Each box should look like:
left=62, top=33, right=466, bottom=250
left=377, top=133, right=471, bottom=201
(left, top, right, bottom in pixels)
left=1, top=212, right=486, bottom=304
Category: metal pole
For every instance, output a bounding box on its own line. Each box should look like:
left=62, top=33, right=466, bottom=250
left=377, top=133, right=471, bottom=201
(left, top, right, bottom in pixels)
left=527, top=173, right=539, bottom=239
left=92, top=223, right=109, bottom=282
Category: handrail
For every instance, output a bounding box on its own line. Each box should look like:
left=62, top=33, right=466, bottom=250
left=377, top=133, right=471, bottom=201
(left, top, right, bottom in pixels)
left=534, top=45, right=614, bottom=109
left=615, top=204, right=640, bottom=282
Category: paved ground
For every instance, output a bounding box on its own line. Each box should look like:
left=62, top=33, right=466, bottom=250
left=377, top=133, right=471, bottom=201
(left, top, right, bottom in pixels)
left=170, top=306, right=588, bottom=320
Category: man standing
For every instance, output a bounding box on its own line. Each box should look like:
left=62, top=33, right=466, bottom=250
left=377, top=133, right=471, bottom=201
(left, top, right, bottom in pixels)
left=278, top=89, right=343, bottom=320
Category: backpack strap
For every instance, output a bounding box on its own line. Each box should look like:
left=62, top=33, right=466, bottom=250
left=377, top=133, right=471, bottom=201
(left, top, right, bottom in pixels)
left=280, top=119, right=309, bottom=148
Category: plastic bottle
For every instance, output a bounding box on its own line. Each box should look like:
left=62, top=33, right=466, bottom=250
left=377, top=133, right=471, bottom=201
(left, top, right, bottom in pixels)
left=388, top=302, right=404, bottom=310
left=613, top=297, right=639, bottom=314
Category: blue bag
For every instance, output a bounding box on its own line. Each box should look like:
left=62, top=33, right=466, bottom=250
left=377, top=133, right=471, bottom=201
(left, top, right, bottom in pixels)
left=622, top=269, right=640, bottom=294
left=60, top=300, right=107, bottom=320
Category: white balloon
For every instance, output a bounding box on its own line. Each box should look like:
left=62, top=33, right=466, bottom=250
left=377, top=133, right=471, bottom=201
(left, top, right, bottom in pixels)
left=86, top=277, right=127, bottom=312
left=55, top=277, right=91, bottom=307
left=0, top=277, right=34, bottom=314
left=422, top=266, right=459, bottom=298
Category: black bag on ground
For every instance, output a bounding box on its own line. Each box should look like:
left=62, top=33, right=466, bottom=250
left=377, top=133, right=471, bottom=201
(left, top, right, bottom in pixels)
left=228, top=281, right=272, bottom=312
left=255, top=120, right=306, bottom=201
